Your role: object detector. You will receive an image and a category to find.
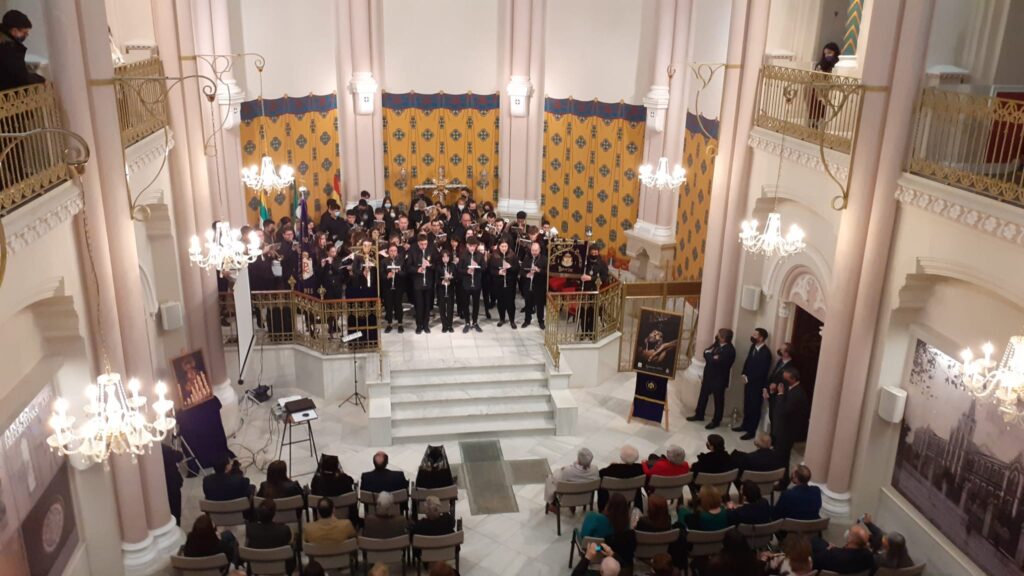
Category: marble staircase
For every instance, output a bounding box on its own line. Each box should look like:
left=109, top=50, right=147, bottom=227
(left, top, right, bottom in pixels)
left=388, top=357, right=557, bottom=442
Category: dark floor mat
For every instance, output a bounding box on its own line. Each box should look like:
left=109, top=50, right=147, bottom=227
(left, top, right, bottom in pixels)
left=458, top=439, right=519, bottom=515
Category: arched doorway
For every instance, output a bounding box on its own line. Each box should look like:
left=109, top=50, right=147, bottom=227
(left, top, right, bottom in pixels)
left=776, top=268, right=827, bottom=398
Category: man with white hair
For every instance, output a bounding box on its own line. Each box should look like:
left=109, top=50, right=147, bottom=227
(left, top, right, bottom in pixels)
left=362, top=490, right=409, bottom=538
left=544, top=447, right=599, bottom=512
left=571, top=542, right=621, bottom=576
left=598, top=444, right=644, bottom=510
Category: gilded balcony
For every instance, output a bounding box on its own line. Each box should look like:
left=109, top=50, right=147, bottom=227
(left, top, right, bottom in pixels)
left=0, top=83, right=70, bottom=216
left=113, top=56, right=169, bottom=148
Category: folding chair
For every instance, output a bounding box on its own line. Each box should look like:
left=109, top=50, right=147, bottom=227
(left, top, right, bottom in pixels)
left=169, top=553, right=229, bottom=576
left=551, top=479, right=600, bottom=536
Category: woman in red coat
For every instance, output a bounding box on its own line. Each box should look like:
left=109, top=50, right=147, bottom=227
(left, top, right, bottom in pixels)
left=642, top=445, right=690, bottom=476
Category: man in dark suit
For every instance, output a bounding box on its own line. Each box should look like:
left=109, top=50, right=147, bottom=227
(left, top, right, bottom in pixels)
left=246, top=499, right=295, bottom=573
left=597, top=444, right=645, bottom=510
left=766, top=342, right=794, bottom=436
left=405, top=234, right=438, bottom=334
left=202, top=454, right=252, bottom=502
left=688, top=328, right=737, bottom=429
left=769, top=367, right=811, bottom=469
left=811, top=523, right=875, bottom=574
left=727, top=481, right=772, bottom=526
left=690, top=434, right=737, bottom=479
left=734, top=433, right=787, bottom=474
left=736, top=328, right=773, bottom=440
left=360, top=451, right=409, bottom=494
left=773, top=465, right=822, bottom=520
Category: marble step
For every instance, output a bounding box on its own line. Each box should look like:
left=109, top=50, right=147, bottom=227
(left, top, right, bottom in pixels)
left=389, top=369, right=548, bottom=388
left=391, top=396, right=553, bottom=421
left=390, top=356, right=545, bottom=375
left=390, top=383, right=551, bottom=404
left=391, top=413, right=556, bottom=441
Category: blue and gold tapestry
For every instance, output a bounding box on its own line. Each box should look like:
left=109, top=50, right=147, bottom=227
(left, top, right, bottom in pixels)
left=671, top=112, right=719, bottom=280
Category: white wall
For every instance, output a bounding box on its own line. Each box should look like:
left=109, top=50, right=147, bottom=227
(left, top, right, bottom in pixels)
left=230, top=0, right=338, bottom=98
left=544, top=0, right=658, bottom=104
left=686, top=0, right=733, bottom=119
left=994, top=0, right=1024, bottom=85
left=381, top=0, right=500, bottom=94
left=104, top=0, right=156, bottom=55
left=925, top=0, right=976, bottom=69
left=766, top=0, right=821, bottom=63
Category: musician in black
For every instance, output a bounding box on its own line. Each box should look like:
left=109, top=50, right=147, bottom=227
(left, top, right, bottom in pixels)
left=579, top=244, right=610, bottom=336
left=489, top=239, right=520, bottom=328
left=459, top=237, right=486, bottom=333
left=435, top=250, right=458, bottom=333
left=380, top=243, right=405, bottom=334
left=520, top=241, right=547, bottom=329
left=405, top=233, right=438, bottom=334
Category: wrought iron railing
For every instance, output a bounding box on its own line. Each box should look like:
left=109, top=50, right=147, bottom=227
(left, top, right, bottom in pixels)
left=113, top=56, right=169, bottom=147
left=0, top=83, right=70, bottom=215
left=544, top=277, right=623, bottom=369
left=220, top=290, right=382, bottom=355
left=617, top=281, right=701, bottom=373
left=753, top=64, right=865, bottom=154
left=908, top=87, right=1024, bottom=207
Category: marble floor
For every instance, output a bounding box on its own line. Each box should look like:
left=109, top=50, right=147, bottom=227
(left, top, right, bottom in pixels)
left=180, top=325, right=809, bottom=575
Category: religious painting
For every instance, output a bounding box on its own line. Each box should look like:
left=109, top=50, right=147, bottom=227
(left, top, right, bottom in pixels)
left=170, top=350, right=214, bottom=411
left=632, top=308, right=684, bottom=379
left=892, top=339, right=1024, bottom=576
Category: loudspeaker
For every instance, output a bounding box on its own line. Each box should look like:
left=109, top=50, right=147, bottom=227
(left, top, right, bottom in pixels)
left=740, top=285, right=761, bottom=312
left=159, top=301, right=184, bottom=331
left=878, top=385, right=908, bottom=423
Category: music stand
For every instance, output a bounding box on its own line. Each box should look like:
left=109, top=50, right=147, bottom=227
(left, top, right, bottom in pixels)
left=340, top=330, right=367, bottom=412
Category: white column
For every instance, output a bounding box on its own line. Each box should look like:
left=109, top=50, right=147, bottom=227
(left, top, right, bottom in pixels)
left=498, top=0, right=538, bottom=219
left=655, top=0, right=694, bottom=229
left=524, top=0, right=547, bottom=218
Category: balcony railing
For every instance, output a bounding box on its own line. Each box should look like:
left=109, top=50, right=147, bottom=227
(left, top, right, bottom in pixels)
left=113, top=56, right=169, bottom=148
left=0, top=83, right=70, bottom=216
left=220, top=290, right=382, bottom=355
left=544, top=277, right=623, bottom=369
left=754, top=65, right=865, bottom=154
left=908, top=88, right=1024, bottom=207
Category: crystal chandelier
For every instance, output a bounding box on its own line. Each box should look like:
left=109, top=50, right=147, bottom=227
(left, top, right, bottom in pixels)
left=189, top=221, right=262, bottom=274
left=638, top=157, right=686, bottom=191
left=47, top=372, right=176, bottom=464
left=242, top=62, right=294, bottom=193
left=961, top=331, right=1024, bottom=425
left=739, top=212, right=806, bottom=258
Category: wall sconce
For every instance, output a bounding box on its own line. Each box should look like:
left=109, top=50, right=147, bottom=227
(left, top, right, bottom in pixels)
left=506, top=76, right=533, bottom=117
left=349, top=72, right=378, bottom=115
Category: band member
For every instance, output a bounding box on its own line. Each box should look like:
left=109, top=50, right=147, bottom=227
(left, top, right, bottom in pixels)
left=579, top=244, right=609, bottom=335
left=520, top=241, right=547, bottom=329
left=277, top=228, right=300, bottom=289
left=459, top=237, right=486, bottom=333
left=346, top=239, right=377, bottom=298
left=489, top=239, right=520, bottom=328
left=380, top=244, right=405, bottom=333
left=405, top=233, right=437, bottom=334
left=435, top=250, right=457, bottom=333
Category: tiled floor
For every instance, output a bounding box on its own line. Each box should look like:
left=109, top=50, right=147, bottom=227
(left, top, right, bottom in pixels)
left=180, top=321, right=802, bottom=575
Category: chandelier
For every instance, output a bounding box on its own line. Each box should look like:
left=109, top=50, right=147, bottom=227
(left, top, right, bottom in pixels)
left=242, top=61, right=294, bottom=193
left=189, top=221, right=262, bottom=274
left=638, top=157, right=686, bottom=191
left=47, top=372, right=176, bottom=464
left=961, top=331, right=1024, bottom=425
left=738, top=132, right=806, bottom=258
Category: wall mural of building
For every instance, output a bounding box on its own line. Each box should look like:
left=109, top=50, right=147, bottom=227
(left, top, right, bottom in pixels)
left=893, top=339, right=1024, bottom=575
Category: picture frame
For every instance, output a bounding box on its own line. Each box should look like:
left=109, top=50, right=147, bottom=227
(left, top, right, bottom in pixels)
left=632, top=307, right=684, bottom=379
left=169, top=349, right=213, bottom=411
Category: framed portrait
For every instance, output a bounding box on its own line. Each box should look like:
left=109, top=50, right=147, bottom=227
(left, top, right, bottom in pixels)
left=170, top=349, right=214, bottom=411
left=632, top=308, right=684, bottom=379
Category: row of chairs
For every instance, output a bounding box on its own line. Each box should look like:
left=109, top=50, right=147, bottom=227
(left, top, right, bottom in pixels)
left=171, top=523, right=464, bottom=576
left=550, top=468, right=787, bottom=535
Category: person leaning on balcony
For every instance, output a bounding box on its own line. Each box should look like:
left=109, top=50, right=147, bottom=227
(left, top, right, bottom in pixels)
left=0, top=10, right=44, bottom=91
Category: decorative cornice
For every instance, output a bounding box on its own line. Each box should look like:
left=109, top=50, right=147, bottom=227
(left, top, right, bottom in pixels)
left=896, top=181, right=1024, bottom=247
left=125, top=129, right=174, bottom=177
left=5, top=184, right=84, bottom=255
left=748, top=131, right=849, bottom=181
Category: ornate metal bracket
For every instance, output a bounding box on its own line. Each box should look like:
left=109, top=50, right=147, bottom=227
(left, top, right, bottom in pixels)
left=687, top=62, right=729, bottom=157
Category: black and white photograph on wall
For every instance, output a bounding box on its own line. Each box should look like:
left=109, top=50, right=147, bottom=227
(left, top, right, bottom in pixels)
left=892, top=339, right=1024, bottom=575
left=632, top=308, right=683, bottom=379
left=170, top=349, right=214, bottom=411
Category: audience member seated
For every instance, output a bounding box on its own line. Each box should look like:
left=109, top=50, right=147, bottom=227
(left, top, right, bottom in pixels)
left=428, top=562, right=459, bottom=576
left=369, top=563, right=390, bottom=576
left=598, top=444, right=644, bottom=510
left=413, top=495, right=456, bottom=536
left=811, top=523, right=875, bottom=574
left=202, top=454, right=252, bottom=502
left=544, top=447, right=599, bottom=512
left=703, top=529, right=764, bottom=576
left=361, top=451, right=409, bottom=494
left=181, top=514, right=239, bottom=570
left=772, top=465, right=822, bottom=521
left=762, top=533, right=815, bottom=576
left=678, top=486, right=729, bottom=531
left=636, top=494, right=672, bottom=532
left=691, top=434, right=737, bottom=478
left=735, top=434, right=786, bottom=476
left=245, top=499, right=295, bottom=574
left=571, top=542, right=622, bottom=576
left=581, top=492, right=628, bottom=540
left=641, top=445, right=690, bottom=477
left=641, top=553, right=676, bottom=576
left=257, top=460, right=303, bottom=499
left=305, top=560, right=325, bottom=576
left=310, top=454, right=357, bottom=521
left=362, top=490, right=408, bottom=539
left=304, top=497, right=356, bottom=545
left=861, top=513, right=914, bottom=569
left=727, top=481, right=772, bottom=526
left=415, top=445, right=455, bottom=489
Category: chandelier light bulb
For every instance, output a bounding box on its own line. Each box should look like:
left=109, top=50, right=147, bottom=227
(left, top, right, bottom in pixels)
left=960, top=332, right=1024, bottom=426
left=638, top=157, right=686, bottom=191
left=189, top=221, right=263, bottom=275
left=739, top=212, right=806, bottom=258
left=241, top=154, right=295, bottom=193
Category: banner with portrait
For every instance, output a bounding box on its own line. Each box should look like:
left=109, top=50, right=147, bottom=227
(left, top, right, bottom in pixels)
left=632, top=308, right=684, bottom=379
left=170, top=350, right=214, bottom=411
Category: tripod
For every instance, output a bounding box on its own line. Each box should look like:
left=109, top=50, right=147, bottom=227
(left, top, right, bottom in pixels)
left=341, top=342, right=367, bottom=412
